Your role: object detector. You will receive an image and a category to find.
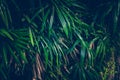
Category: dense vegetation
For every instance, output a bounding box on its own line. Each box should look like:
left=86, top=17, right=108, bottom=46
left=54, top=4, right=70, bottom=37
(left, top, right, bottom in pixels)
left=0, top=0, right=120, bottom=80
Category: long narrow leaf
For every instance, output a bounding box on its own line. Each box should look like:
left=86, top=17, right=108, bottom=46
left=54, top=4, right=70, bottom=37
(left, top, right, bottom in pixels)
left=29, top=27, right=34, bottom=46
left=55, top=5, right=68, bottom=37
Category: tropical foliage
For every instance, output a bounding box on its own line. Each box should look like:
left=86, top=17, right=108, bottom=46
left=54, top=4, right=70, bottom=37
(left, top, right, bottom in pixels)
left=0, top=0, right=120, bottom=80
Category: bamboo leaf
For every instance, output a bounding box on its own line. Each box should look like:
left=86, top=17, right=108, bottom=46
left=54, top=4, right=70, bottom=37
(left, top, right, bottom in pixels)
left=49, top=7, right=54, bottom=36
left=24, top=15, right=31, bottom=23
left=61, top=8, right=72, bottom=37
left=15, top=43, right=28, bottom=50
left=8, top=45, right=20, bottom=63
left=68, top=39, right=80, bottom=53
left=41, top=43, right=49, bottom=67
left=75, top=30, right=86, bottom=47
left=0, top=29, right=14, bottom=40
left=40, top=9, right=50, bottom=32
left=0, top=6, right=8, bottom=28
left=20, top=51, right=28, bottom=63
left=31, top=5, right=48, bottom=20
left=15, top=39, right=28, bottom=46
left=0, top=65, right=7, bottom=80
left=80, top=46, right=86, bottom=66
left=49, top=8, right=54, bottom=29
left=3, top=47, right=8, bottom=66
left=56, top=6, right=68, bottom=37
left=29, top=27, right=34, bottom=46
left=34, top=34, right=40, bottom=53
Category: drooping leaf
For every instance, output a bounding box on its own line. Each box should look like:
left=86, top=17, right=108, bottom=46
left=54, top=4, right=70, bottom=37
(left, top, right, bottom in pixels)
left=29, top=27, right=34, bottom=46
left=41, top=9, right=50, bottom=32
left=0, top=29, right=14, bottom=40
left=80, top=46, right=86, bottom=66
left=55, top=5, right=68, bottom=37
left=31, top=5, right=48, bottom=20
left=20, top=51, right=28, bottom=63
left=8, top=45, right=20, bottom=63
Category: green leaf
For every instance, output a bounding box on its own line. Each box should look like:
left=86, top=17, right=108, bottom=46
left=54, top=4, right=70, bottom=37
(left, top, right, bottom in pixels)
left=68, top=39, right=80, bottom=54
left=61, top=7, right=72, bottom=35
left=0, top=6, right=8, bottom=28
left=53, top=39, right=65, bottom=64
left=20, top=51, right=28, bottom=63
left=31, top=5, right=48, bottom=20
left=71, top=3, right=86, bottom=10
left=0, top=65, right=7, bottom=80
left=80, top=46, right=86, bottom=66
left=51, top=40, right=59, bottom=66
left=59, top=38, right=69, bottom=49
left=49, top=7, right=54, bottom=36
left=49, top=8, right=54, bottom=29
left=3, top=47, right=8, bottom=66
left=15, top=39, right=28, bottom=46
left=56, top=6, right=68, bottom=37
left=15, top=42, right=28, bottom=50
left=89, top=37, right=99, bottom=49
left=81, top=68, right=86, bottom=80
left=24, top=15, right=31, bottom=23
left=75, top=30, right=86, bottom=47
left=0, top=29, right=14, bottom=40
left=34, top=34, right=40, bottom=53
left=87, top=50, right=93, bottom=65
left=29, top=28, right=34, bottom=46
left=42, top=43, right=49, bottom=67
left=41, top=9, right=50, bottom=32
left=8, top=45, right=20, bottom=63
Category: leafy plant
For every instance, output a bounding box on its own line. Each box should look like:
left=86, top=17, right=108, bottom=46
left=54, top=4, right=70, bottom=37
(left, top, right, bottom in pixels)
left=0, top=0, right=120, bottom=80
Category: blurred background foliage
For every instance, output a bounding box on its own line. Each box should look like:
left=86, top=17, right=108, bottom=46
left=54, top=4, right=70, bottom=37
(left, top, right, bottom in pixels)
left=0, top=0, right=120, bottom=80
